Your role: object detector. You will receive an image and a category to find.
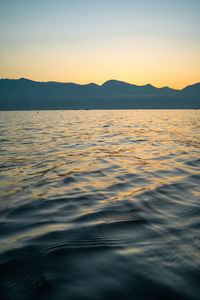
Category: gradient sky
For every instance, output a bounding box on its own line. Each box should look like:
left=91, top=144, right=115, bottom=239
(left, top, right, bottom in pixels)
left=0, top=0, right=200, bottom=89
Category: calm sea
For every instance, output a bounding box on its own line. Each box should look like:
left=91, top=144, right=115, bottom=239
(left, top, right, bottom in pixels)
left=0, top=110, right=200, bottom=300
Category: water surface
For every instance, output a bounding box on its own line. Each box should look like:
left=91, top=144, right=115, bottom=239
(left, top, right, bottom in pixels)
left=0, top=110, right=200, bottom=300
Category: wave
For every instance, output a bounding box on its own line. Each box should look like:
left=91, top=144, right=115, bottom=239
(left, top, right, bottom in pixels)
left=0, top=110, right=200, bottom=300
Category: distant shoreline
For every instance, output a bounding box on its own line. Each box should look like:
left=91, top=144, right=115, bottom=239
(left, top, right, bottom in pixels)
left=0, top=78, right=199, bottom=109
left=0, top=108, right=199, bottom=112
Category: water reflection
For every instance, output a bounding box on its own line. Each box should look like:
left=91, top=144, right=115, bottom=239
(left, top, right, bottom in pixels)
left=0, top=110, right=200, bottom=300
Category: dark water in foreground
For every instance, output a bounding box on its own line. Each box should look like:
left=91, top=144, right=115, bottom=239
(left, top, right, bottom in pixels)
left=0, top=110, right=200, bottom=300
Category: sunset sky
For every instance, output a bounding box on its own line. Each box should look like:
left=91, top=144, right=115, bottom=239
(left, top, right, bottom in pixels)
left=0, top=0, right=200, bottom=89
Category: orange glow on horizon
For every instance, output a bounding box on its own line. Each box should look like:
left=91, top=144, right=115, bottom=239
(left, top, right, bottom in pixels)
left=0, top=73, right=198, bottom=90
left=1, top=0, right=199, bottom=90
left=1, top=31, right=199, bottom=90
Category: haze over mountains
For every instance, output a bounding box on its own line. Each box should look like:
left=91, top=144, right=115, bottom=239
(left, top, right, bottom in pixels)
left=0, top=78, right=199, bottom=109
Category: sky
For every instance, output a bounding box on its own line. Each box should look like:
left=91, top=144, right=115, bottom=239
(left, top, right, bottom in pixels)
left=0, top=0, right=200, bottom=89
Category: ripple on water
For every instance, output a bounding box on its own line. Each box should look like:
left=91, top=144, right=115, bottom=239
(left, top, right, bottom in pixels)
left=0, top=110, right=200, bottom=300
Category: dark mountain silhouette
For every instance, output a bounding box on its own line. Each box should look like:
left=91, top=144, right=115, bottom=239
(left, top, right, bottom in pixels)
left=0, top=78, right=199, bottom=109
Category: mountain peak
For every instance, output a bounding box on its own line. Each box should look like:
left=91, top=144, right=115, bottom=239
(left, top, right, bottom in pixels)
left=19, top=77, right=35, bottom=83
left=101, top=79, right=133, bottom=88
left=143, top=83, right=155, bottom=88
left=19, top=77, right=31, bottom=81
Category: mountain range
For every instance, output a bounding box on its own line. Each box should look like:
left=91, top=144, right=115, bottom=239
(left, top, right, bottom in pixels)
left=0, top=78, right=199, bottom=109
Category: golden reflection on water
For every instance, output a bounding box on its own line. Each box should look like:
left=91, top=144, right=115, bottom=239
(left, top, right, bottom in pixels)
left=0, top=109, right=200, bottom=244
left=0, top=110, right=200, bottom=300
left=0, top=224, right=70, bottom=252
left=117, top=247, right=141, bottom=255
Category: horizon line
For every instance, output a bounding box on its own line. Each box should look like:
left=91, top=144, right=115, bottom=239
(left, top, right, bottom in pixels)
left=1, top=76, right=200, bottom=91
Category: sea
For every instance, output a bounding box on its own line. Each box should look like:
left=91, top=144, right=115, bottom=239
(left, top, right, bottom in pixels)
left=0, top=109, right=200, bottom=300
